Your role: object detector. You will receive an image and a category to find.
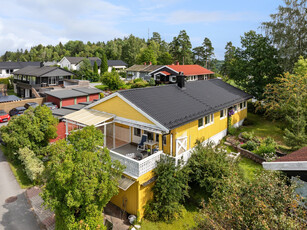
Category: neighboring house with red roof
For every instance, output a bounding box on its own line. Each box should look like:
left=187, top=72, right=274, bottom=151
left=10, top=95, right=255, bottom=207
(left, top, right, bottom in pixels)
left=263, top=146, right=307, bottom=182
left=149, top=64, right=214, bottom=83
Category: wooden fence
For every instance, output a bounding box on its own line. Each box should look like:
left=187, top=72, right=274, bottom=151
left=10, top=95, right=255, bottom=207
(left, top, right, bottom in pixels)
left=0, top=98, right=45, bottom=113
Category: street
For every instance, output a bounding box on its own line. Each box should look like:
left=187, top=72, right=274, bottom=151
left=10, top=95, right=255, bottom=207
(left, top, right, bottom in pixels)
left=0, top=148, right=40, bottom=230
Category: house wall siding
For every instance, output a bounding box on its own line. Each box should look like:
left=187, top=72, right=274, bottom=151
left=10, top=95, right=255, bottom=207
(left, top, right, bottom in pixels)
left=89, top=94, right=99, bottom=101
left=46, top=95, right=61, bottom=108
left=62, top=98, right=75, bottom=107
left=92, top=95, right=155, bottom=125
left=76, top=96, right=87, bottom=104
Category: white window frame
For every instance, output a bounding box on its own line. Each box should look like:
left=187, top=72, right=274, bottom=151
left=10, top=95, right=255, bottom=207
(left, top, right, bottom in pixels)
left=243, top=101, right=247, bottom=108
left=220, top=109, right=227, bottom=120
left=205, top=113, right=214, bottom=127
left=134, top=128, right=141, bottom=137
left=198, top=117, right=204, bottom=130
left=234, top=104, right=238, bottom=113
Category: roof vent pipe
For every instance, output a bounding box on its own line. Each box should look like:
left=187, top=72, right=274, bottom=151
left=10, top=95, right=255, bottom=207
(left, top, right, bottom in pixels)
left=177, top=72, right=185, bottom=89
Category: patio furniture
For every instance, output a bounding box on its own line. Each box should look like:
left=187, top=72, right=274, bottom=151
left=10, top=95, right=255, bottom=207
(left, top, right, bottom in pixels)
left=137, top=134, right=147, bottom=151
left=144, top=140, right=158, bottom=154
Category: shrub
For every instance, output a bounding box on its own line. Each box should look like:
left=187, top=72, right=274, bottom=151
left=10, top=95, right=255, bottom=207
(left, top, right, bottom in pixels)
left=241, top=140, right=258, bottom=151
left=130, top=79, right=149, bottom=88
left=119, top=71, right=126, bottom=79
left=18, top=147, right=44, bottom=182
left=228, top=126, right=238, bottom=135
left=254, top=137, right=276, bottom=159
left=148, top=78, right=155, bottom=86
left=101, top=71, right=124, bottom=90
left=243, top=118, right=254, bottom=126
left=241, top=131, right=254, bottom=140
left=144, top=156, right=189, bottom=222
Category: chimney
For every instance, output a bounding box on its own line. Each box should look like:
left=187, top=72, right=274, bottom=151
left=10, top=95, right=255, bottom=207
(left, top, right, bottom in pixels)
left=144, top=62, right=146, bottom=65
left=149, top=61, right=152, bottom=65
left=176, top=61, right=179, bottom=65
left=177, top=72, right=185, bottom=89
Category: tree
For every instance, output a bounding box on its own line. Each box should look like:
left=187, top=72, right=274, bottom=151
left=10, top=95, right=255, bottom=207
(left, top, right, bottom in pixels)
left=78, top=58, right=93, bottom=80
left=157, top=52, right=173, bottom=65
left=221, top=41, right=236, bottom=77
left=261, top=57, right=307, bottom=149
left=42, top=126, right=124, bottom=229
left=170, top=30, right=192, bottom=64
left=121, top=35, right=146, bottom=66
left=100, top=52, right=108, bottom=74
left=93, top=61, right=98, bottom=74
left=192, top=46, right=204, bottom=66
left=0, top=106, right=58, bottom=159
left=193, top=171, right=306, bottom=230
left=101, top=71, right=123, bottom=90
left=227, top=31, right=283, bottom=99
left=137, top=47, right=157, bottom=65
left=144, top=156, right=189, bottom=222
left=262, top=0, right=307, bottom=72
left=202, top=37, right=214, bottom=69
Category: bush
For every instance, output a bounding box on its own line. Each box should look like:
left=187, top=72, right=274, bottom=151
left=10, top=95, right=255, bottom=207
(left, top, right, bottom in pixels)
left=241, top=131, right=254, bottom=140
left=241, top=140, right=258, bottom=151
left=228, top=126, right=238, bottom=135
left=18, top=147, right=44, bottom=182
left=254, top=137, right=276, bottom=159
left=144, top=156, right=189, bottom=222
left=119, top=71, right=126, bottom=79
left=95, top=84, right=108, bottom=91
left=148, top=78, right=155, bottom=86
left=101, top=71, right=124, bottom=90
left=130, top=79, right=149, bottom=88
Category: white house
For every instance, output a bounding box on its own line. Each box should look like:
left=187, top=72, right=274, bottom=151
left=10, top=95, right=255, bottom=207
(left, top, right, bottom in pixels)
left=0, top=61, right=41, bottom=78
left=107, top=60, right=128, bottom=72
left=59, top=57, right=101, bottom=73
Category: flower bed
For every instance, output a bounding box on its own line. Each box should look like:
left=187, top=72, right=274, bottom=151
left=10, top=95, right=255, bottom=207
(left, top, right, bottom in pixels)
left=237, top=144, right=265, bottom=164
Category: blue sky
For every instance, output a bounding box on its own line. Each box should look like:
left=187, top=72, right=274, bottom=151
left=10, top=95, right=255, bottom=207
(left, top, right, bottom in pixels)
left=0, top=0, right=282, bottom=59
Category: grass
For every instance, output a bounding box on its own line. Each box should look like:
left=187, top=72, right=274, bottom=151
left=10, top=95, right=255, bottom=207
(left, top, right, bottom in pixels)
left=7, top=89, right=17, bottom=96
left=0, top=145, right=33, bottom=189
left=236, top=112, right=285, bottom=144
left=238, top=157, right=263, bottom=181
left=94, top=84, right=109, bottom=91
left=141, top=208, right=197, bottom=230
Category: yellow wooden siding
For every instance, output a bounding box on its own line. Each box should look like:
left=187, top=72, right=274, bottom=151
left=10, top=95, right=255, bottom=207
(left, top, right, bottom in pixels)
left=92, top=96, right=155, bottom=125
left=231, top=107, right=247, bottom=125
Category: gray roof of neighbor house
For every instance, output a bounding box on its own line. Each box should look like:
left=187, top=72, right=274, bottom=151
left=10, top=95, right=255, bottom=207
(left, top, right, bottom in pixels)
left=72, top=87, right=102, bottom=95
left=126, top=65, right=163, bottom=72
left=0, top=61, right=41, bottom=70
left=52, top=108, right=76, bottom=117
left=65, top=57, right=101, bottom=67
left=0, top=95, right=21, bottom=103
left=116, top=79, right=252, bottom=130
left=13, top=66, right=74, bottom=77
left=45, top=90, right=87, bottom=99
left=107, top=60, right=128, bottom=67
left=62, top=104, right=87, bottom=110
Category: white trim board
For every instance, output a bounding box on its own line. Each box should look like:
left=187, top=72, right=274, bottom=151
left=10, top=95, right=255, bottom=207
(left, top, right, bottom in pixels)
left=263, top=161, right=307, bottom=171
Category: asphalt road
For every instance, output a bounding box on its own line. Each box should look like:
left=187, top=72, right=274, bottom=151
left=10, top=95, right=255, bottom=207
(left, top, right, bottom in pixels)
left=0, top=148, right=40, bottom=230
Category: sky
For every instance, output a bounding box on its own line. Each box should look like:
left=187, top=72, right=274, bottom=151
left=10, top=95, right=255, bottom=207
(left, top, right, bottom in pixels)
left=0, top=0, right=282, bottom=59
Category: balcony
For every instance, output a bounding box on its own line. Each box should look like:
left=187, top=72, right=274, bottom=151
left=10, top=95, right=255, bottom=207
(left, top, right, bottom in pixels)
left=109, top=148, right=163, bottom=178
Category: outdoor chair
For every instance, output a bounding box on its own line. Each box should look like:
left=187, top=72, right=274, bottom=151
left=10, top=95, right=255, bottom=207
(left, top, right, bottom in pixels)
left=137, top=134, right=147, bottom=151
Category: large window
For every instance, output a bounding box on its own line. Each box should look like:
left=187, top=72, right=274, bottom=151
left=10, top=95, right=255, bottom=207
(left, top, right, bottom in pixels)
left=198, top=118, right=204, bottom=128
left=144, top=131, right=154, bottom=141
left=205, top=114, right=214, bottom=126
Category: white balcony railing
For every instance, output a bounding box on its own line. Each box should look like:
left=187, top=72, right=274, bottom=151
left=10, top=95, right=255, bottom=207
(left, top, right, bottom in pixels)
left=109, top=150, right=163, bottom=178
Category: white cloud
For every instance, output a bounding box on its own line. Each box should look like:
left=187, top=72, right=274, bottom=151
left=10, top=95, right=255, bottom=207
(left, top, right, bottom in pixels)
left=166, top=10, right=258, bottom=24
left=0, top=0, right=130, bottom=55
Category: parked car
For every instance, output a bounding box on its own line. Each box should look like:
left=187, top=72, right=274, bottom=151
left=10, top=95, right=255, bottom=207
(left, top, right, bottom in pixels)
left=43, top=102, right=58, bottom=110
left=0, top=110, right=10, bottom=123
left=9, top=107, right=27, bottom=116
left=24, top=102, right=39, bottom=109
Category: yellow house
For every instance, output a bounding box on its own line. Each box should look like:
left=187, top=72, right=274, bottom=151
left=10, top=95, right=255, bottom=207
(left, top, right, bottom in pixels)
left=63, top=78, right=252, bottom=218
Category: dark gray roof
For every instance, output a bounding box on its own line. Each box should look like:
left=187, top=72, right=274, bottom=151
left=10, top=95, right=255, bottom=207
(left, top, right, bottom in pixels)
left=45, top=90, right=87, bottom=99
left=13, top=66, right=74, bottom=77
left=118, top=79, right=253, bottom=130
left=126, top=65, right=163, bottom=72
left=65, top=57, right=101, bottom=66
left=52, top=108, right=76, bottom=117
left=0, top=95, right=21, bottom=103
left=0, top=62, right=41, bottom=70
left=78, top=101, right=94, bottom=105
left=72, top=87, right=102, bottom=95
left=62, top=104, right=87, bottom=110
left=88, top=57, right=101, bottom=67
left=107, top=60, right=128, bottom=67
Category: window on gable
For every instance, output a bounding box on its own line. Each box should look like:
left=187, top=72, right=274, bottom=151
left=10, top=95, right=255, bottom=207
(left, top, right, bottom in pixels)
left=198, top=118, right=204, bottom=128
left=134, top=128, right=141, bottom=137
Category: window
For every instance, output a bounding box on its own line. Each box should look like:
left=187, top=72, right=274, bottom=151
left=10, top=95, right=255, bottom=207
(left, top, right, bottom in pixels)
left=240, top=102, right=243, bottom=110
left=144, top=131, right=154, bottom=141
left=243, top=101, right=247, bottom=108
left=134, top=128, right=141, bottom=137
left=205, top=114, right=214, bottom=126
left=220, top=109, right=227, bottom=119
left=156, top=133, right=159, bottom=143
left=198, top=118, right=204, bottom=128
left=234, top=105, right=238, bottom=112
left=162, top=135, right=167, bottom=145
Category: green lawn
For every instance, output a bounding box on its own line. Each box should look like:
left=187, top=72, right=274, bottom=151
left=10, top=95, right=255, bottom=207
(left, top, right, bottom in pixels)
left=7, top=89, right=17, bottom=96
left=94, top=84, right=108, bottom=91
left=238, top=157, right=263, bottom=181
left=141, top=208, right=197, bottom=230
left=0, top=146, right=33, bottom=188
left=238, top=112, right=285, bottom=144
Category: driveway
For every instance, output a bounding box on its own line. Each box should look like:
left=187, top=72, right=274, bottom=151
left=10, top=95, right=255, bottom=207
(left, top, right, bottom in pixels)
left=0, top=149, right=40, bottom=230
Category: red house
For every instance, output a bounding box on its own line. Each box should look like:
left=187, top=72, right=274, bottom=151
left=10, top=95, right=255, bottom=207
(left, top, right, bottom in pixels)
left=45, top=87, right=101, bottom=108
